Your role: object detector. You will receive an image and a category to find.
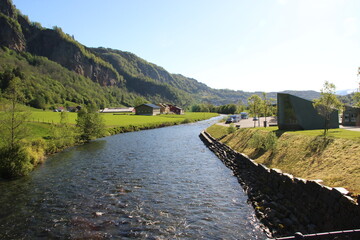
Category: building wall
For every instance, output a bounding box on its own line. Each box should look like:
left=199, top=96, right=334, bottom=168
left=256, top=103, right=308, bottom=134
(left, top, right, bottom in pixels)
left=342, top=106, right=360, bottom=126
left=278, top=93, right=339, bottom=130
left=135, top=105, right=160, bottom=115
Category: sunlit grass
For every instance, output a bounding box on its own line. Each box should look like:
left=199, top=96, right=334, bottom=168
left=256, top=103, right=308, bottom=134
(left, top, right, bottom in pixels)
left=206, top=124, right=360, bottom=195
left=28, top=111, right=219, bottom=127
left=256, top=126, right=360, bottom=140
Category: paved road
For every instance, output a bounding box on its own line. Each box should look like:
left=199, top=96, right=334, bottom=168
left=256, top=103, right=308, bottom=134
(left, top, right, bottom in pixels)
left=340, top=125, right=360, bottom=132
left=217, top=116, right=276, bottom=128
left=218, top=116, right=360, bottom=132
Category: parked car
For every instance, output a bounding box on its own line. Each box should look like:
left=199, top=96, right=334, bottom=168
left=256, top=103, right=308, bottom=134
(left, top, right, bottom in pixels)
left=226, top=115, right=240, bottom=124
left=240, top=112, right=248, bottom=119
left=253, top=117, right=258, bottom=121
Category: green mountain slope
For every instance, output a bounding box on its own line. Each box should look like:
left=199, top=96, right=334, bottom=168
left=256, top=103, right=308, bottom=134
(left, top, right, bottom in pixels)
left=0, top=47, right=135, bottom=108
left=0, top=0, right=321, bottom=109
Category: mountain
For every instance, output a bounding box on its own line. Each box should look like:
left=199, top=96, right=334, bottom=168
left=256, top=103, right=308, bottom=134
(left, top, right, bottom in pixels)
left=0, top=0, right=321, bottom=109
left=336, top=89, right=357, bottom=96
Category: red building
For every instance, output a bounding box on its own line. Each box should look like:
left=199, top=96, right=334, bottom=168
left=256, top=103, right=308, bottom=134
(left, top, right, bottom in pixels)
left=168, top=104, right=184, bottom=115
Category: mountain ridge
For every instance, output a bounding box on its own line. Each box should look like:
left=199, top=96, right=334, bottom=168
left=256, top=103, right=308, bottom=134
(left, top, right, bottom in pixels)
left=0, top=0, right=321, bottom=108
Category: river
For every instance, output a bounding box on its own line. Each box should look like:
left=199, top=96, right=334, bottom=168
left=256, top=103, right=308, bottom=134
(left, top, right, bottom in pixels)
left=0, top=117, right=266, bottom=239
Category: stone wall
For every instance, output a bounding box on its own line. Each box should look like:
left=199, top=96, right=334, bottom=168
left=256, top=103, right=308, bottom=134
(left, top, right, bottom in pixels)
left=199, top=131, right=360, bottom=238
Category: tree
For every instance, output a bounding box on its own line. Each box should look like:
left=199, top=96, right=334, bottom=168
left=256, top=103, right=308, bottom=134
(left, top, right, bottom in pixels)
left=133, top=97, right=148, bottom=107
left=353, top=92, right=360, bottom=107
left=0, top=77, right=33, bottom=178
left=76, top=105, right=106, bottom=142
left=313, top=81, right=343, bottom=135
left=248, top=95, right=262, bottom=127
left=261, top=93, right=275, bottom=127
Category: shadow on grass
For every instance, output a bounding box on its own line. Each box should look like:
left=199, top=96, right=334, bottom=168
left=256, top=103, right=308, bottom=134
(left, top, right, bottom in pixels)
left=305, top=135, right=334, bottom=156
left=249, top=148, right=266, bottom=160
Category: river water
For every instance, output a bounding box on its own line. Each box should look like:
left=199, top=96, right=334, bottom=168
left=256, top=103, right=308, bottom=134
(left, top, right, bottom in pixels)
left=0, top=117, right=266, bottom=239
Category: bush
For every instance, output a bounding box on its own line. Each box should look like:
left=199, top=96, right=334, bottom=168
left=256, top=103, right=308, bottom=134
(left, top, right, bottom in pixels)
left=0, top=145, right=34, bottom=178
left=227, top=123, right=237, bottom=134
left=249, top=131, right=277, bottom=151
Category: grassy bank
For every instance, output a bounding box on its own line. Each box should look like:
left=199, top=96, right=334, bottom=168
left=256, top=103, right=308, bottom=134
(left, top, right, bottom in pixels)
left=27, top=111, right=218, bottom=140
left=0, top=110, right=218, bottom=178
left=29, top=111, right=217, bottom=126
left=207, top=125, right=360, bottom=196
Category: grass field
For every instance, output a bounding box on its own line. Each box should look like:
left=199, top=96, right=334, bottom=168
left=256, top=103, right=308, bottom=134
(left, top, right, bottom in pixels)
left=28, top=111, right=218, bottom=127
left=256, top=126, right=360, bottom=140
left=207, top=124, right=360, bottom=195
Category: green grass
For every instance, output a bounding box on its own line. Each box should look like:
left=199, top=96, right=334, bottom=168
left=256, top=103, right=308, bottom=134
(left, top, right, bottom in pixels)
left=257, top=126, right=360, bottom=140
left=29, top=111, right=78, bottom=124
left=206, top=125, right=360, bottom=195
left=206, top=124, right=229, bottom=139
left=26, top=122, right=53, bottom=139
left=28, top=111, right=219, bottom=127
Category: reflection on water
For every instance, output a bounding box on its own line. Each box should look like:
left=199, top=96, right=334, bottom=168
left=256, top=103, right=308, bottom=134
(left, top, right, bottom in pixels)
left=0, top=117, right=266, bottom=239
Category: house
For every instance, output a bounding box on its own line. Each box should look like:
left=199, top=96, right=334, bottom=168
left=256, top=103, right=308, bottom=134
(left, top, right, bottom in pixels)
left=67, top=106, right=78, bottom=112
left=168, top=104, right=184, bottom=115
left=157, top=103, right=170, bottom=114
left=135, top=104, right=161, bottom=115
left=277, top=93, right=339, bottom=130
left=342, top=106, right=360, bottom=126
left=101, top=107, right=135, bottom=114
left=54, top=106, right=65, bottom=112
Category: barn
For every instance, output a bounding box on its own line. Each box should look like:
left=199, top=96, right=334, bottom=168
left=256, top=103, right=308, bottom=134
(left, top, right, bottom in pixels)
left=135, top=104, right=161, bottom=116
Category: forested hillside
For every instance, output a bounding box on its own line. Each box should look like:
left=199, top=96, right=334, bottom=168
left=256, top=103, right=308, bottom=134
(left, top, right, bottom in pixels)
left=0, top=0, right=321, bottom=109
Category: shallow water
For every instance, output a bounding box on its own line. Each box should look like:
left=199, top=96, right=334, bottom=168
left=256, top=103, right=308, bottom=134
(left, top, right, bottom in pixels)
left=0, top=117, right=266, bottom=239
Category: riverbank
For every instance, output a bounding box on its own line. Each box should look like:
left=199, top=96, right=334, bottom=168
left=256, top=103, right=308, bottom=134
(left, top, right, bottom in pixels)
left=1, top=112, right=219, bottom=179
left=199, top=130, right=360, bottom=238
left=0, top=116, right=266, bottom=239
left=207, top=124, right=360, bottom=196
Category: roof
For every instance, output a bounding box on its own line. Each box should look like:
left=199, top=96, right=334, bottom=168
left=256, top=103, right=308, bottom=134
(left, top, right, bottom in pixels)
left=101, top=108, right=134, bottom=113
left=137, top=103, right=161, bottom=109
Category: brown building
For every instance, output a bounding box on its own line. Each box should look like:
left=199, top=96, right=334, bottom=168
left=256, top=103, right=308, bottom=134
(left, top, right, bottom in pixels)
left=168, top=104, right=184, bottom=115
left=342, top=106, right=360, bottom=126
left=157, top=103, right=170, bottom=114
left=135, top=104, right=161, bottom=116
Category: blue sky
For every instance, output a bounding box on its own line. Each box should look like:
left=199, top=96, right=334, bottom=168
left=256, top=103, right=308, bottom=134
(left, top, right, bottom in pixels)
left=12, top=0, right=360, bottom=92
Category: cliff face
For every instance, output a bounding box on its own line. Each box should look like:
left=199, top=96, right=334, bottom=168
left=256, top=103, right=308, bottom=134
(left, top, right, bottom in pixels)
left=0, top=0, right=120, bottom=87
left=26, top=29, right=119, bottom=86
left=0, top=0, right=16, bottom=18
left=0, top=0, right=26, bottom=51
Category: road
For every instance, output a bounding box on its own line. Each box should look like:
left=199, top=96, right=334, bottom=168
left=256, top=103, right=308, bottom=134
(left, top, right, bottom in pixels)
left=218, top=116, right=360, bottom=132
left=217, top=116, right=276, bottom=128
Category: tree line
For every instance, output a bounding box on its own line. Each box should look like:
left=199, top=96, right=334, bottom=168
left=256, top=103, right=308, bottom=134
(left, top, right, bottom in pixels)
left=190, top=93, right=277, bottom=117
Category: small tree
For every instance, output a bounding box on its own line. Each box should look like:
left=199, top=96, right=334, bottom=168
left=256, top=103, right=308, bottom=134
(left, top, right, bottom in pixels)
left=0, top=77, right=33, bottom=178
left=353, top=92, right=360, bottom=107
left=76, top=105, right=106, bottom=142
left=313, top=81, right=343, bottom=135
left=261, top=93, right=275, bottom=127
left=248, top=94, right=262, bottom=127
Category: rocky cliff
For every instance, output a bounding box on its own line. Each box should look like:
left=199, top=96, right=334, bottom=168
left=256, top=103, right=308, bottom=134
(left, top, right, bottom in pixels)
left=0, top=0, right=121, bottom=87
left=0, top=0, right=26, bottom=51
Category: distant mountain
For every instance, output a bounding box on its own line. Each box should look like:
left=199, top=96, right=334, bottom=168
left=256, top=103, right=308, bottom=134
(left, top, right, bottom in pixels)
left=0, top=0, right=321, bottom=108
left=336, top=89, right=357, bottom=96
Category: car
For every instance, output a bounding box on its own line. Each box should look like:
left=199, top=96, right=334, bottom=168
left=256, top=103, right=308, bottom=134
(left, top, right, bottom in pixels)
left=240, top=112, right=248, bottom=119
left=253, top=117, right=258, bottom=121
left=226, top=115, right=240, bottom=124
left=225, top=117, right=234, bottom=124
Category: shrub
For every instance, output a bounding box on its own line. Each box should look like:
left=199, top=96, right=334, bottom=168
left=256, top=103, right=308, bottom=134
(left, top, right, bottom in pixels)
left=227, top=123, right=237, bottom=134
left=249, top=131, right=277, bottom=151
left=0, top=145, right=33, bottom=178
